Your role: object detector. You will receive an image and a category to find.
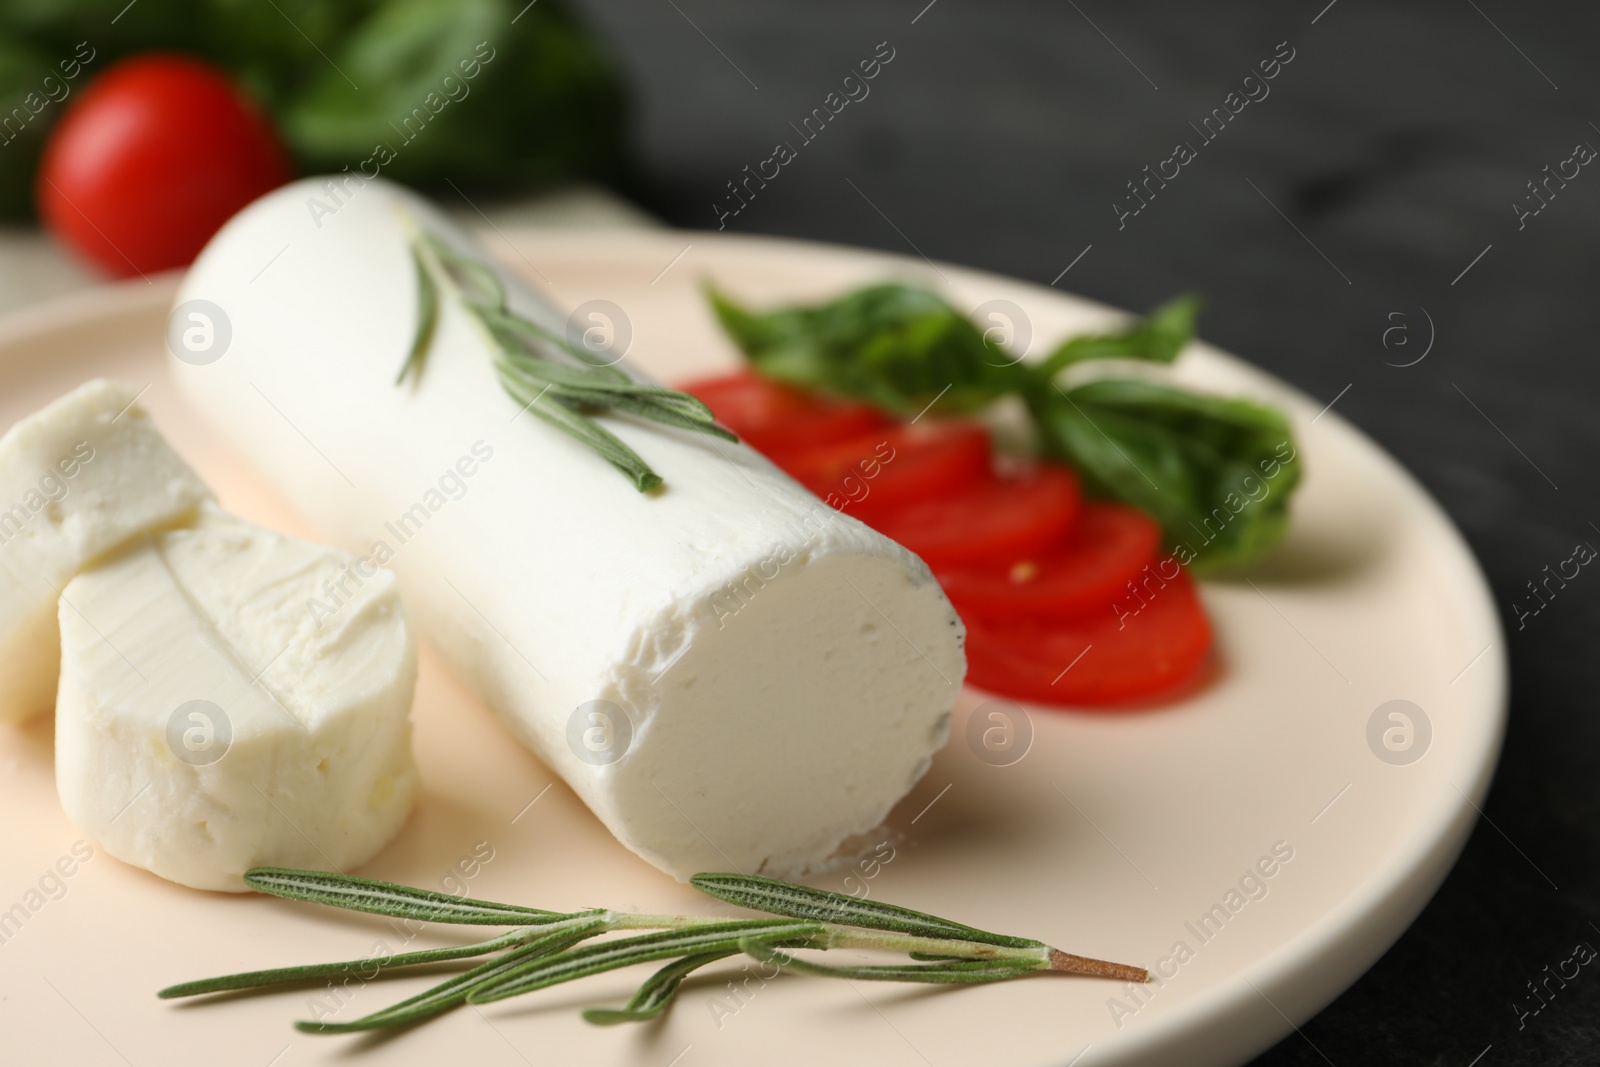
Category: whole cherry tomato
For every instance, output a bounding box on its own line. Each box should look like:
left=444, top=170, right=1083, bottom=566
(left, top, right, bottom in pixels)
left=37, top=54, right=292, bottom=276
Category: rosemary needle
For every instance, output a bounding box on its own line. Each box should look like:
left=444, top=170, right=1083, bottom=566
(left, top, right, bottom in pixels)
left=395, top=242, right=437, bottom=386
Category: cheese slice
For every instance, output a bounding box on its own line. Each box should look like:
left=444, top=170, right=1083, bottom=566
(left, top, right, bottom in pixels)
left=0, top=380, right=210, bottom=722
left=171, top=177, right=965, bottom=880
left=55, top=504, right=417, bottom=891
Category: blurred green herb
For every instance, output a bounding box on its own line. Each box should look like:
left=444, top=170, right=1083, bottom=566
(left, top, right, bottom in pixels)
left=404, top=229, right=733, bottom=491
left=161, top=867, right=1147, bottom=1035
left=0, top=0, right=625, bottom=217
left=708, top=283, right=1301, bottom=572
left=395, top=242, right=437, bottom=385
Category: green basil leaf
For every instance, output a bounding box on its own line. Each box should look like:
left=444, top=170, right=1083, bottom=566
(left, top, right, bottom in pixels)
left=708, top=282, right=1299, bottom=570
left=1035, top=294, right=1200, bottom=377
left=281, top=0, right=625, bottom=189
left=0, top=42, right=62, bottom=218
left=708, top=283, right=1029, bottom=417
left=1032, top=378, right=1301, bottom=573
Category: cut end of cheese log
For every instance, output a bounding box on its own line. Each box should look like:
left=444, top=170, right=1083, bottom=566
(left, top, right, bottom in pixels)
left=55, top=504, right=418, bottom=892
left=172, top=177, right=965, bottom=880
left=599, top=548, right=961, bottom=878
left=0, top=379, right=210, bottom=723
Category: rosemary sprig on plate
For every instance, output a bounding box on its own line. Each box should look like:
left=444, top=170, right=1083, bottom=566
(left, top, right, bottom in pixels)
left=161, top=867, right=1147, bottom=1035
left=399, top=229, right=735, bottom=491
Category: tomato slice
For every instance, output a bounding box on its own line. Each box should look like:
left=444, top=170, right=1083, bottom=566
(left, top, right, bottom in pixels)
left=964, top=567, right=1212, bottom=706
left=937, top=502, right=1161, bottom=622
left=865, top=465, right=1081, bottom=570
left=779, top=421, right=991, bottom=515
left=679, top=371, right=888, bottom=454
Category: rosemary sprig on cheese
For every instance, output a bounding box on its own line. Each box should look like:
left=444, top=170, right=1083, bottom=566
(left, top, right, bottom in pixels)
left=161, top=867, right=1147, bottom=1034
left=400, top=231, right=734, bottom=491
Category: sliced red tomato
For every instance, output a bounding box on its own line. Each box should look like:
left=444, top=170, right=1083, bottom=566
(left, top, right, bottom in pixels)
left=964, top=567, right=1211, bottom=706
left=679, top=371, right=888, bottom=455
left=937, top=501, right=1161, bottom=622
left=865, top=465, right=1081, bottom=570
left=779, top=421, right=991, bottom=515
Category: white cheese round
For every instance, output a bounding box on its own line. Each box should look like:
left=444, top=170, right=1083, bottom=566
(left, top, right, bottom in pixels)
left=55, top=504, right=418, bottom=891
left=0, top=380, right=210, bottom=722
left=171, top=178, right=964, bottom=880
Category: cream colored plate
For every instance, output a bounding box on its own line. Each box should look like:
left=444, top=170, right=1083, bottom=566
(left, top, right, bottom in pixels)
left=0, top=231, right=1504, bottom=1067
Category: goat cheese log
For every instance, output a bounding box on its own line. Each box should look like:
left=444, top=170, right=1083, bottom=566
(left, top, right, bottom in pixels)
left=0, top=380, right=210, bottom=722
left=171, top=178, right=965, bottom=880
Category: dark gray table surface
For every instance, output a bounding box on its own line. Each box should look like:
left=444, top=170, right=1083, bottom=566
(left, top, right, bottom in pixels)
left=575, top=1, right=1600, bottom=1063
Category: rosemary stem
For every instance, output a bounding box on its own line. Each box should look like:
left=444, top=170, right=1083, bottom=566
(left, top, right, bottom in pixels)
left=820, top=928, right=1047, bottom=966
left=607, top=914, right=1144, bottom=980
left=1046, top=948, right=1151, bottom=983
